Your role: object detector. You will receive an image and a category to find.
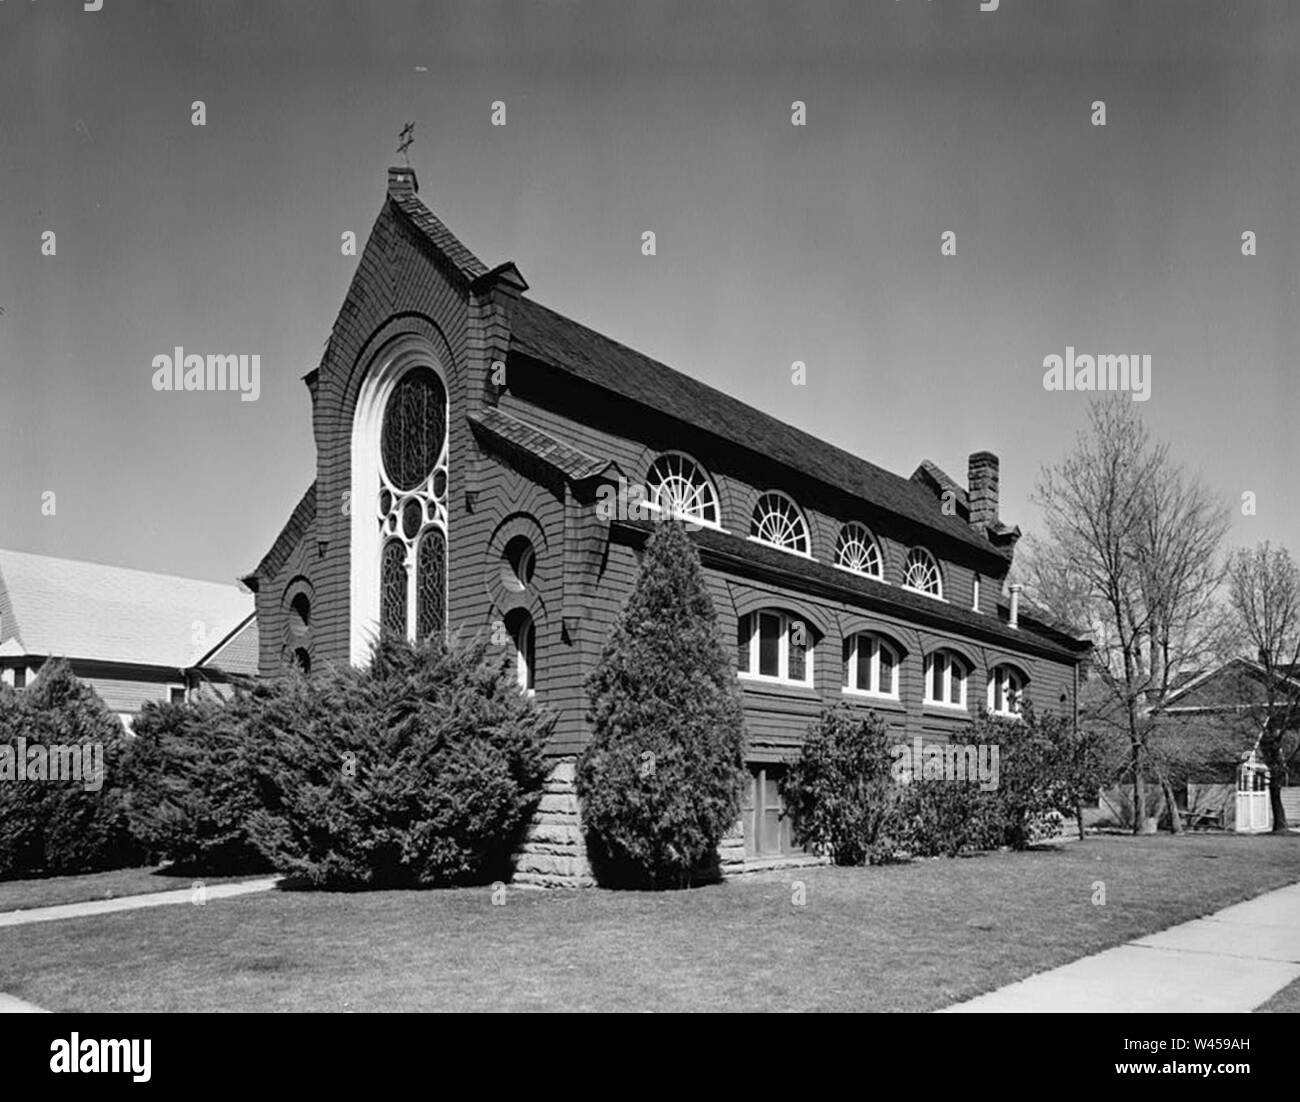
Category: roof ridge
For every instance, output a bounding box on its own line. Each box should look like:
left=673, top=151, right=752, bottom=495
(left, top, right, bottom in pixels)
left=0, top=547, right=248, bottom=591
left=510, top=297, right=1007, bottom=561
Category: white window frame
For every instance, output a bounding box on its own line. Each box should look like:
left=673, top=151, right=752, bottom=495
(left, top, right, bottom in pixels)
left=988, top=664, right=1025, bottom=718
left=834, top=523, right=884, bottom=579
left=902, top=547, right=944, bottom=599
left=748, top=492, right=813, bottom=559
left=515, top=616, right=536, bottom=698
left=923, top=651, right=968, bottom=710
left=642, top=452, right=724, bottom=530
left=349, top=334, right=451, bottom=666
left=738, top=611, right=814, bottom=687
left=972, top=574, right=981, bottom=613
left=842, top=633, right=900, bottom=700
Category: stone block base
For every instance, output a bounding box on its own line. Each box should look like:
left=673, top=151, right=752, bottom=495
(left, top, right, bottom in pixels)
left=513, top=759, right=596, bottom=888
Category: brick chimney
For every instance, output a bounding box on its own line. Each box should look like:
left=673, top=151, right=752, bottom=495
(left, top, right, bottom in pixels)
left=968, top=451, right=999, bottom=536
left=388, top=165, right=419, bottom=199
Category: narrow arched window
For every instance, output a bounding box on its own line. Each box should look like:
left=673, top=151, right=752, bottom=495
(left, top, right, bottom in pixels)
left=988, top=664, right=1026, bottom=717
left=416, top=528, right=446, bottom=640
left=835, top=523, right=883, bottom=578
left=750, top=493, right=810, bottom=555
left=380, top=538, right=408, bottom=638
left=737, top=610, right=814, bottom=686
left=903, top=548, right=943, bottom=597
left=842, top=633, right=900, bottom=697
left=645, top=453, right=720, bottom=526
left=514, top=615, right=536, bottom=695
left=375, top=366, right=449, bottom=641
left=924, top=650, right=968, bottom=709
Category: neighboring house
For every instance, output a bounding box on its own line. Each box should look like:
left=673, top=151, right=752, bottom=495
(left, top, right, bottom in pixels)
left=0, top=549, right=257, bottom=727
left=1154, top=657, right=1300, bottom=825
left=243, top=165, right=1092, bottom=882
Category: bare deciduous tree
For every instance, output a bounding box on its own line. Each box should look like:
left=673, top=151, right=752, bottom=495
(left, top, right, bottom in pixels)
left=1227, top=542, right=1300, bottom=832
left=1024, top=400, right=1230, bottom=832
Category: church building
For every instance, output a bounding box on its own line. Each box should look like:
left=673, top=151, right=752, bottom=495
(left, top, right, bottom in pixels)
left=243, top=165, right=1090, bottom=884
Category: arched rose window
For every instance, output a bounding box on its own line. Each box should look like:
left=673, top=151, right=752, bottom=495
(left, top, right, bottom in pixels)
left=376, top=367, right=448, bottom=640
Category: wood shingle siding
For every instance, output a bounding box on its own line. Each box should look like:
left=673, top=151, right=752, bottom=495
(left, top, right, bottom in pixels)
left=245, top=167, right=1089, bottom=764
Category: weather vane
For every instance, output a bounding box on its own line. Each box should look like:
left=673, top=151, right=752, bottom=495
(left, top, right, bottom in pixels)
left=397, top=122, right=415, bottom=166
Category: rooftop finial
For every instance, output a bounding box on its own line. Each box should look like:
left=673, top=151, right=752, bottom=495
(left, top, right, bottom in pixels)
left=397, top=122, right=415, bottom=167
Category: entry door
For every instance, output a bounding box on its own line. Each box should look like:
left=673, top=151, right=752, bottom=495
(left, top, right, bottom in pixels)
left=743, top=764, right=801, bottom=858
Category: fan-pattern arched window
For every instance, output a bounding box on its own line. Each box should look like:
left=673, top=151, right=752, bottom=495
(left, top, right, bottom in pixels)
left=376, top=367, right=448, bottom=640
left=842, top=633, right=899, bottom=697
left=924, top=650, right=968, bottom=709
left=902, top=548, right=943, bottom=597
left=988, top=664, right=1026, bottom=717
left=835, top=523, right=883, bottom=578
left=645, top=453, right=720, bottom=526
left=750, top=493, right=810, bottom=555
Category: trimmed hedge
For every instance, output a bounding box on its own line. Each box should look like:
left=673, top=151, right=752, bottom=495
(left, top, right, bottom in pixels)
left=241, top=634, right=553, bottom=888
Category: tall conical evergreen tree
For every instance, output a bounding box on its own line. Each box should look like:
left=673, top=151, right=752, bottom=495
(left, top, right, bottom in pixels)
left=577, top=520, right=746, bottom=888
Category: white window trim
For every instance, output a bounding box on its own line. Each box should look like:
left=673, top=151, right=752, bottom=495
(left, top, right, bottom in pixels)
left=988, top=666, right=1025, bottom=718
left=923, top=652, right=968, bottom=710
left=641, top=499, right=728, bottom=534
left=349, top=334, right=451, bottom=667
left=515, top=617, right=535, bottom=697
left=831, top=562, right=889, bottom=584
left=841, top=633, right=900, bottom=699
left=749, top=492, right=813, bottom=558
left=972, top=574, right=981, bottom=613
left=737, top=611, right=815, bottom=687
left=902, top=548, right=945, bottom=601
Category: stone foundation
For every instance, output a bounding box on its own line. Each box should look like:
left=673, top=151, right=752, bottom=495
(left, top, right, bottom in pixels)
left=512, top=760, right=812, bottom=887
left=513, top=759, right=595, bottom=888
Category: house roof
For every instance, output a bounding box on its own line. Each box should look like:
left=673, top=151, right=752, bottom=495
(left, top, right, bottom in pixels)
left=507, top=295, right=1009, bottom=565
left=194, top=613, right=259, bottom=676
left=1156, top=657, right=1300, bottom=713
left=911, top=461, right=970, bottom=514
left=469, top=407, right=619, bottom=482
left=388, top=173, right=490, bottom=283
left=0, top=549, right=254, bottom=670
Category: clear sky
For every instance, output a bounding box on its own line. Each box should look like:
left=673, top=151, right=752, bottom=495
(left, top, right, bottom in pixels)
left=1, top=1, right=1296, bottom=584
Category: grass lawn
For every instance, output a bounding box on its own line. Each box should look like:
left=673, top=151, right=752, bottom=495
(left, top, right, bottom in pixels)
left=1, top=833, right=1297, bottom=1012
left=0, top=866, right=268, bottom=914
left=1255, top=976, right=1300, bottom=1013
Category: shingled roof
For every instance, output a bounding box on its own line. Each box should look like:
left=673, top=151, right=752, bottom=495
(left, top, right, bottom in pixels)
left=387, top=167, right=489, bottom=283
left=469, top=408, right=618, bottom=482
left=0, top=549, right=254, bottom=669
left=508, top=295, right=1009, bottom=563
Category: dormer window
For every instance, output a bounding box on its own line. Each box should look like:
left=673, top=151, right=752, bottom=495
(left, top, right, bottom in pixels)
left=644, top=453, right=721, bottom=527
left=835, top=523, right=883, bottom=578
left=903, top=548, right=943, bottom=598
left=750, top=493, right=810, bottom=556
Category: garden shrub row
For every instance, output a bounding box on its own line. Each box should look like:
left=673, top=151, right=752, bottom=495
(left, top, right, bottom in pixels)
left=0, top=637, right=553, bottom=888
left=782, top=703, right=1103, bottom=865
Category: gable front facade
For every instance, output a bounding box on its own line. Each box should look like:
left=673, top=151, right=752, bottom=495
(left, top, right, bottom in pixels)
left=244, top=166, right=1090, bottom=882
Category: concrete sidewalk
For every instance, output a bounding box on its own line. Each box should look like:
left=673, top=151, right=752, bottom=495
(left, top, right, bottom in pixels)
left=944, top=881, right=1300, bottom=1012
left=0, top=877, right=279, bottom=930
